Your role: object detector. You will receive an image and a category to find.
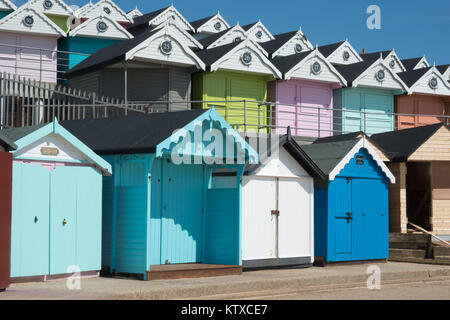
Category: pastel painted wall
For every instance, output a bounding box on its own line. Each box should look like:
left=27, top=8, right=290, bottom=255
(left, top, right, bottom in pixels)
left=333, top=87, right=399, bottom=135
left=268, top=79, right=340, bottom=137
left=0, top=31, right=58, bottom=83
left=58, top=36, right=122, bottom=72
left=46, top=14, right=70, bottom=34
left=192, top=71, right=273, bottom=132
left=395, top=94, right=450, bottom=129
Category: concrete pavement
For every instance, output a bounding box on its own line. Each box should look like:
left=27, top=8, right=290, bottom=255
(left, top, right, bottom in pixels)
left=1, top=262, right=450, bottom=300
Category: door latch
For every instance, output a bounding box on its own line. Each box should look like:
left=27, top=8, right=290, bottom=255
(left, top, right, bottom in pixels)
left=34, top=216, right=38, bottom=223
left=346, top=212, right=353, bottom=223
left=63, top=219, right=67, bottom=226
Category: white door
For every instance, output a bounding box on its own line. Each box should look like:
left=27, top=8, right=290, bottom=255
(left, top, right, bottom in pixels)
left=242, top=177, right=277, bottom=260
left=278, top=178, right=314, bottom=259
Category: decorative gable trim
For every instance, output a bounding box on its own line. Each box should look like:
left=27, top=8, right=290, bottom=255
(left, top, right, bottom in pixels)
left=147, top=4, right=194, bottom=32
left=326, top=40, right=363, bottom=65
left=82, top=0, right=132, bottom=23
left=74, top=1, right=93, bottom=17
left=125, top=24, right=205, bottom=70
left=353, top=57, right=409, bottom=92
left=69, top=14, right=133, bottom=40
left=408, top=66, right=450, bottom=96
left=245, top=20, right=274, bottom=42
left=284, top=48, right=347, bottom=86
left=413, top=56, right=430, bottom=70
left=0, top=5, right=66, bottom=36
left=27, top=0, right=73, bottom=17
left=384, top=50, right=407, bottom=73
left=272, top=28, right=314, bottom=57
left=127, top=7, right=142, bottom=20
left=210, top=39, right=281, bottom=78
left=0, top=0, right=17, bottom=11
left=151, top=19, right=203, bottom=49
left=329, top=137, right=395, bottom=183
left=196, top=12, right=230, bottom=33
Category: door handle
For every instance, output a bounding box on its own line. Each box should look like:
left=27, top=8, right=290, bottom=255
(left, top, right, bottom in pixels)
left=63, top=219, right=67, bottom=226
left=34, top=216, right=38, bottom=223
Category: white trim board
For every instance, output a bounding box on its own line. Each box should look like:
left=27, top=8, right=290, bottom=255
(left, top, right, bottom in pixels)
left=145, top=4, right=194, bottom=32
left=195, top=12, right=230, bottom=34
left=26, top=0, right=73, bottom=17
left=329, top=137, right=395, bottom=183
left=245, top=20, right=274, bottom=42
left=0, top=0, right=17, bottom=11
left=272, top=28, right=314, bottom=58
left=82, top=0, right=132, bottom=23
left=325, top=40, right=363, bottom=65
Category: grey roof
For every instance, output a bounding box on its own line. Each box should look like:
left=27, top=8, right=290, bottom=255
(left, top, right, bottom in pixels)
left=260, top=31, right=299, bottom=55
left=437, top=64, right=450, bottom=75
left=0, top=132, right=17, bottom=151
left=241, top=22, right=257, bottom=31
left=190, top=15, right=215, bottom=31
left=317, top=41, right=345, bottom=58
left=313, top=132, right=366, bottom=144
left=301, top=139, right=360, bottom=175
left=333, top=59, right=376, bottom=85
left=359, top=50, right=392, bottom=62
left=401, top=57, right=424, bottom=71
left=126, top=6, right=170, bottom=29
left=370, top=123, right=447, bottom=162
left=397, top=67, right=431, bottom=87
left=198, top=27, right=232, bottom=48
left=66, top=29, right=159, bottom=77
left=270, top=50, right=311, bottom=74
left=1, top=124, right=46, bottom=144
left=195, top=41, right=241, bottom=67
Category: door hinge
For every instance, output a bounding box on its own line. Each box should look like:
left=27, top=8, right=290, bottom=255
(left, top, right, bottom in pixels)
left=271, top=210, right=280, bottom=216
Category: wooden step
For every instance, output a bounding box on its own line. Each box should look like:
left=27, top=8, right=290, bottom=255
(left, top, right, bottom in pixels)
left=389, top=233, right=428, bottom=243
left=389, top=248, right=427, bottom=259
left=389, top=242, right=428, bottom=250
left=147, top=264, right=242, bottom=281
left=433, top=247, right=450, bottom=257
left=388, top=257, right=450, bottom=266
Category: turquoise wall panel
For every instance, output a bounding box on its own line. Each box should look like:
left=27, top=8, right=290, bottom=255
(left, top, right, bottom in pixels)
left=101, top=155, right=115, bottom=270
left=76, top=167, right=103, bottom=272
left=205, top=188, right=239, bottom=265
left=50, top=166, right=77, bottom=275
left=10, top=163, right=50, bottom=278
left=149, top=158, right=162, bottom=267
left=0, top=10, right=12, bottom=20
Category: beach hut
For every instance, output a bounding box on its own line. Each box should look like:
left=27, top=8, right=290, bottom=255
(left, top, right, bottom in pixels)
left=79, top=0, right=132, bottom=28
left=241, top=20, right=274, bottom=43
left=260, top=28, right=314, bottom=59
left=269, top=47, right=347, bottom=137
left=190, top=12, right=230, bottom=41
left=0, top=0, right=16, bottom=19
left=371, top=124, right=450, bottom=237
left=197, top=23, right=251, bottom=50
left=193, top=39, right=282, bottom=132
left=317, top=40, right=363, bottom=66
left=301, top=134, right=395, bottom=263
left=66, top=21, right=204, bottom=110
left=61, top=109, right=258, bottom=280
left=58, top=14, right=133, bottom=72
left=0, top=5, right=66, bottom=82
left=242, top=129, right=325, bottom=269
left=396, top=66, right=450, bottom=129
left=0, top=133, right=16, bottom=291
left=333, top=51, right=410, bottom=135
left=401, top=56, right=430, bottom=71
left=2, top=120, right=111, bottom=281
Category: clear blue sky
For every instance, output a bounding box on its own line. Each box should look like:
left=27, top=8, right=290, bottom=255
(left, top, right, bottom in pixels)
left=15, top=0, right=450, bottom=65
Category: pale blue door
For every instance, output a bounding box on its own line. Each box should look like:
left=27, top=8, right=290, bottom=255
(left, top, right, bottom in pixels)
left=160, top=161, right=204, bottom=265
left=343, top=91, right=362, bottom=133
left=10, top=163, right=50, bottom=277
left=50, top=166, right=77, bottom=275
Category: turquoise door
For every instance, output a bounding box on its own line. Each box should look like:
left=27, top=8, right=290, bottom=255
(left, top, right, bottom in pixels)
left=10, top=163, right=50, bottom=278
left=363, top=94, right=394, bottom=135
left=331, top=177, right=353, bottom=260
left=343, top=91, right=363, bottom=133
left=160, top=161, right=204, bottom=265
left=50, top=166, right=77, bottom=275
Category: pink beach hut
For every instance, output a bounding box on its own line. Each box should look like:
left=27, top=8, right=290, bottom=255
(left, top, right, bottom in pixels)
left=269, top=47, right=347, bottom=137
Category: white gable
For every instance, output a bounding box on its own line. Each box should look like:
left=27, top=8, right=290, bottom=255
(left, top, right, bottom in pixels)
left=413, top=56, right=430, bottom=70
left=125, top=27, right=205, bottom=70
left=0, top=0, right=16, bottom=11
left=0, top=6, right=65, bottom=36
left=211, top=40, right=281, bottom=78
left=69, top=15, right=132, bottom=40
left=83, top=0, right=131, bottom=23
left=272, top=29, right=314, bottom=58
left=27, top=0, right=73, bottom=17
left=354, top=60, right=408, bottom=91
left=127, top=7, right=142, bottom=20
left=327, top=40, right=363, bottom=65
left=151, top=20, right=203, bottom=49
left=441, top=66, right=450, bottom=83
left=196, top=12, right=230, bottom=34
left=251, top=147, right=311, bottom=178
left=285, top=50, right=346, bottom=85
left=148, top=5, right=194, bottom=32
left=207, top=25, right=247, bottom=49
left=75, top=2, right=93, bottom=17
left=384, top=50, right=406, bottom=73
left=14, top=133, right=89, bottom=164
left=245, top=21, right=274, bottom=43
left=409, top=67, right=450, bottom=96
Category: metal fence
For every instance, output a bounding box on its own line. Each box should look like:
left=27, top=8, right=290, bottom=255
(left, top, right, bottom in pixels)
left=1, top=73, right=449, bottom=135
left=0, top=42, right=89, bottom=83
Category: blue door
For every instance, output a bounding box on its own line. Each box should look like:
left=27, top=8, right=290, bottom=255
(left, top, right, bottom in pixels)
left=330, top=177, right=353, bottom=261
left=160, top=161, right=204, bottom=265
left=10, top=163, right=50, bottom=277
left=50, top=166, right=77, bottom=275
